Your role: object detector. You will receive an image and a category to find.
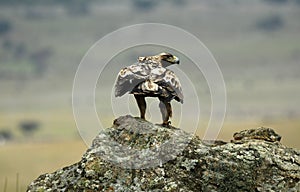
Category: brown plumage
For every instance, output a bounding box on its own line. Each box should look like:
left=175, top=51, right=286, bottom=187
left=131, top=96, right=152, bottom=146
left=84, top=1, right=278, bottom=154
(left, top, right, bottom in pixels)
left=114, top=52, right=183, bottom=126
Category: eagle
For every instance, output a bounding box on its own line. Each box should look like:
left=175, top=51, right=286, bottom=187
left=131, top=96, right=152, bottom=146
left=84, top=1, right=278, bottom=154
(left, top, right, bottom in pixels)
left=114, top=52, right=183, bottom=126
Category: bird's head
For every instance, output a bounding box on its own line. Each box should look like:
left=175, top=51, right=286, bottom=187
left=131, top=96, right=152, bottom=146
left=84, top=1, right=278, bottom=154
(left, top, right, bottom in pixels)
left=157, top=52, right=180, bottom=67
left=138, top=52, right=180, bottom=67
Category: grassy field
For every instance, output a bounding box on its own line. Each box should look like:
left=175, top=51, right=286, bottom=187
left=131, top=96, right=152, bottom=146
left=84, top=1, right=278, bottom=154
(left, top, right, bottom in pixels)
left=0, top=0, right=300, bottom=190
left=0, top=140, right=86, bottom=191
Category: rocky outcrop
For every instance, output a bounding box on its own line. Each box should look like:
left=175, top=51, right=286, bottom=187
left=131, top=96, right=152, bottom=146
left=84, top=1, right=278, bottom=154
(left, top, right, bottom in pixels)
left=27, top=115, right=300, bottom=192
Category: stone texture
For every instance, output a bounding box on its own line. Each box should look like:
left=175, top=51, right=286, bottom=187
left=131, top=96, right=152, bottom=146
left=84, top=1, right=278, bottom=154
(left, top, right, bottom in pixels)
left=232, top=127, right=282, bottom=142
left=27, top=115, right=300, bottom=192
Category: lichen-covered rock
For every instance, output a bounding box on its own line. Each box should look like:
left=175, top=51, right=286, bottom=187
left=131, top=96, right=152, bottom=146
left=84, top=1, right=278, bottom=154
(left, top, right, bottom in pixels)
left=232, top=127, right=282, bottom=142
left=27, top=115, right=300, bottom=192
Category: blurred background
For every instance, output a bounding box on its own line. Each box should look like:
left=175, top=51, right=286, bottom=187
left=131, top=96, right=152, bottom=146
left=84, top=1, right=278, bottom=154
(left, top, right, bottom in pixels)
left=0, top=0, right=300, bottom=190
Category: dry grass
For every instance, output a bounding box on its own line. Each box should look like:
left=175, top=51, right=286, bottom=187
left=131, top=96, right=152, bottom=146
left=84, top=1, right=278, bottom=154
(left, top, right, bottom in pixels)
left=0, top=140, right=86, bottom=191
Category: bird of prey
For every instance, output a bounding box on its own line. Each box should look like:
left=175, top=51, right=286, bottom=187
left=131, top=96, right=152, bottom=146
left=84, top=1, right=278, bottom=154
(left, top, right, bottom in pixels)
left=114, top=52, right=183, bottom=126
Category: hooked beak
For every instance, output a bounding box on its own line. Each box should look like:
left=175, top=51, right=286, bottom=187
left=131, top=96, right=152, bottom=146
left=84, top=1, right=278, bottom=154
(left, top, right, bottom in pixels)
left=173, top=56, right=180, bottom=64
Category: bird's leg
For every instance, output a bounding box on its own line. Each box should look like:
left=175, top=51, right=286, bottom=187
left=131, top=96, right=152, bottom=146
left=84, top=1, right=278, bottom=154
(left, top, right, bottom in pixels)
left=134, top=95, right=146, bottom=119
left=159, top=99, right=172, bottom=126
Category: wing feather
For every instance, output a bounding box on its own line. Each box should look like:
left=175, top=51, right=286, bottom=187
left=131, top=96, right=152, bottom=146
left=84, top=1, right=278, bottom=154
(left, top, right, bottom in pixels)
left=114, top=64, right=148, bottom=97
left=151, top=67, right=183, bottom=103
left=115, top=63, right=183, bottom=103
left=161, top=69, right=184, bottom=103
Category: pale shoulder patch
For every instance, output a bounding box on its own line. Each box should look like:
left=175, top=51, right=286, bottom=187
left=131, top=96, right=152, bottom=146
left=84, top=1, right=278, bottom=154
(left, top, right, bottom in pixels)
left=142, top=80, right=159, bottom=92
left=151, top=67, right=166, bottom=75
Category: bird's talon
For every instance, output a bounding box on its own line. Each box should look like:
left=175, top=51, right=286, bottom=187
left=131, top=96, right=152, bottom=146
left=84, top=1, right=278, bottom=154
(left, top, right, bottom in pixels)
left=162, top=121, right=171, bottom=127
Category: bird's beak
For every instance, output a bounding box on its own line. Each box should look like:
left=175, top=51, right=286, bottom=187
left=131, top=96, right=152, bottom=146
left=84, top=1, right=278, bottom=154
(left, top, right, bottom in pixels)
left=173, top=56, right=180, bottom=64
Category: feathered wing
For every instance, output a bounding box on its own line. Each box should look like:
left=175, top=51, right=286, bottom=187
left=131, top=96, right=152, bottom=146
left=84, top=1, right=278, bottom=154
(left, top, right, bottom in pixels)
left=115, top=64, right=183, bottom=103
left=159, top=69, right=184, bottom=103
left=114, top=64, right=148, bottom=97
left=149, top=67, right=183, bottom=103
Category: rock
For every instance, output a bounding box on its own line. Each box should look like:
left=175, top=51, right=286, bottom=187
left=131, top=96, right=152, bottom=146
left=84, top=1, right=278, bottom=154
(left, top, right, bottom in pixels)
left=27, top=115, right=300, bottom=192
left=232, top=127, right=282, bottom=143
